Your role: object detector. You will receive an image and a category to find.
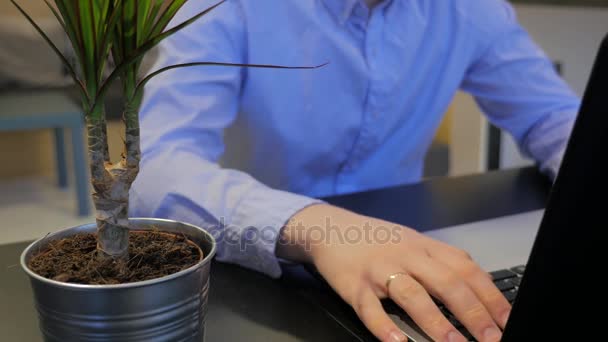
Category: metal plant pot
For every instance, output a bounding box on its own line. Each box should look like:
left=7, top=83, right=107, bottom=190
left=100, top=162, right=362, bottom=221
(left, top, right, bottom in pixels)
left=20, top=218, right=217, bottom=342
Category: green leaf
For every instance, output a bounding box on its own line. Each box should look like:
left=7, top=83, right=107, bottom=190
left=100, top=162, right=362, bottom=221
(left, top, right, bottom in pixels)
left=136, top=0, right=152, bottom=46
left=78, top=0, right=98, bottom=92
left=149, top=0, right=188, bottom=38
left=97, top=1, right=124, bottom=81
left=95, top=0, right=227, bottom=110
left=133, top=61, right=329, bottom=102
left=142, top=0, right=166, bottom=41
left=122, top=0, right=137, bottom=53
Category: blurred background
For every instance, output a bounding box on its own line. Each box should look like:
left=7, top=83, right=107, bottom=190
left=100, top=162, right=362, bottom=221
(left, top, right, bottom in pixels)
left=1, top=0, right=607, bottom=246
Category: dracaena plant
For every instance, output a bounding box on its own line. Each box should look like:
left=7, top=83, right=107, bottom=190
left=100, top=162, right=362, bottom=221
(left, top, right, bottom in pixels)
left=12, top=0, right=322, bottom=262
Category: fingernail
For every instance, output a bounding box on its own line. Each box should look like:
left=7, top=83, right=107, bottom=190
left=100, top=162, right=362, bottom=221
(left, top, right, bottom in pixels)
left=446, top=330, right=462, bottom=342
left=501, top=309, right=511, bottom=326
left=483, top=326, right=502, bottom=342
left=388, top=330, right=407, bottom=342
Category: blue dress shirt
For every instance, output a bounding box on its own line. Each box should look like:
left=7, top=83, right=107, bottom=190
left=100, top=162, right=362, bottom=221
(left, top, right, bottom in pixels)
left=130, top=0, right=580, bottom=277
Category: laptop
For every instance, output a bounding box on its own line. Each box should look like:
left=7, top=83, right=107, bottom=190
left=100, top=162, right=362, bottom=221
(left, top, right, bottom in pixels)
left=305, top=33, right=606, bottom=341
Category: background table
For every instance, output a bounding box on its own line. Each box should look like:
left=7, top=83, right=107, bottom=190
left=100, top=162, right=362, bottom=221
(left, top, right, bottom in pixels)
left=0, top=167, right=550, bottom=341
left=0, top=90, right=90, bottom=216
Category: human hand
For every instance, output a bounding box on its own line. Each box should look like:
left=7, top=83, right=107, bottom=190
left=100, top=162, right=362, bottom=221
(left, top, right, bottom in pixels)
left=277, top=204, right=511, bottom=342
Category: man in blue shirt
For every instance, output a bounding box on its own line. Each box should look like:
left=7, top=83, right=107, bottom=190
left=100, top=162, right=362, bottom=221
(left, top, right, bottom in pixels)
left=130, top=0, right=579, bottom=341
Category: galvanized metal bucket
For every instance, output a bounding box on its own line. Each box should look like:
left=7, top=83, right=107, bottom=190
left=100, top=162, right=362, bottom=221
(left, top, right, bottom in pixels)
left=20, top=218, right=217, bottom=342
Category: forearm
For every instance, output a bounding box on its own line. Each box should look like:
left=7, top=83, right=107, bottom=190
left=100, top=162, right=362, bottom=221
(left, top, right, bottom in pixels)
left=131, top=148, right=322, bottom=278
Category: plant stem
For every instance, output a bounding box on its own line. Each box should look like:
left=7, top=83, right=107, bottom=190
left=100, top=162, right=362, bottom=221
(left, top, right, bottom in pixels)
left=101, top=119, right=111, bottom=163
left=87, top=109, right=110, bottom=185
left=124, top=70, right=141, bottom=174
left=87, top=106, right=129, bottom=260
left=125, top=101, right=141, bottom=173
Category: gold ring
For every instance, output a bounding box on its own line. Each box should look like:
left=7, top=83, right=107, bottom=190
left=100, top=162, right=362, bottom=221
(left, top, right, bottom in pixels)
left=386, top=272, right=408, bottom=292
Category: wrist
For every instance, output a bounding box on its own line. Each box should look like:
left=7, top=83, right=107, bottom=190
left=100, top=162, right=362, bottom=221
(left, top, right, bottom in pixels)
left=276, top=203, right=333, bottom=263
left=275, top=203, right=362, bottom=264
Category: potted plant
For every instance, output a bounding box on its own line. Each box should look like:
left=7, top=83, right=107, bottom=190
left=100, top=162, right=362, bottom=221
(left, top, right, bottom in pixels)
left=11, top=1, right=321, bottom=341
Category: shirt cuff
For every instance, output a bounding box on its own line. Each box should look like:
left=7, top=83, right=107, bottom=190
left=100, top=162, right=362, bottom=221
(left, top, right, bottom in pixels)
left=539, top=145, right=566, bottom=183
left=217, top=186, right=323, bottom=278
left=524, top=112, right=575, bottom=182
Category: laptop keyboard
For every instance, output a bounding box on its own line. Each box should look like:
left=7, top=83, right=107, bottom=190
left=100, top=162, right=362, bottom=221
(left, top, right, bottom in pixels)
left=435, top=265, right=525, bottom=342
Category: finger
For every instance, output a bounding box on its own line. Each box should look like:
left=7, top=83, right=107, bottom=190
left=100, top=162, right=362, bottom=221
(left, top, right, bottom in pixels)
left=419, top=237, right=512, bottom=328
left=353, top=288, right=409, bottom=342
left=386, top=272, right=467, bottom=342
left=406, top=257, right=502, bottom=342
left=439, top=257, right=512, bottom=328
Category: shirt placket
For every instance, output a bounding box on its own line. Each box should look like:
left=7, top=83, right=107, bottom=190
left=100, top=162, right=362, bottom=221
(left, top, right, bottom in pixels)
left=340, top=4, right=384, bottom=175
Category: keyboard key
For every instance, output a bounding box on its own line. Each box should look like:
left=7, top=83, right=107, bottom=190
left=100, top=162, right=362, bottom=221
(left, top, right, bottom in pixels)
left=507, top=277, right=522, bottom=287
left=448, top=316, right=464, bottom=329
left=490, top=269, right=517, bottom=281
left=510, top=265, right=526, bottom=275
left=440, top=306, right=451, bottom=317
left=503, top=289, right=517, bottom=303
left=432, top=296, right=444, bottom=307
left=495, top=279, right=516, bottom=291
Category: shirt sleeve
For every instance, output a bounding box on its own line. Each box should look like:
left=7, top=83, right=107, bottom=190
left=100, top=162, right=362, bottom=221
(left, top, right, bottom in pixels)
left=129, top=0, right=321, bottom=278
left=460, top=0, right=581, bottom=180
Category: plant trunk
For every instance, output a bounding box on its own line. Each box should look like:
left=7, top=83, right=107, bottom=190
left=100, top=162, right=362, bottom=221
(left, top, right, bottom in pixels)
left=87, top=79, right=141, bottom=260
left=87, top=114, right=136, bottom=260
left=94, top=166, right=130, bottom=259
left=124, top=97, right=141, bottom=172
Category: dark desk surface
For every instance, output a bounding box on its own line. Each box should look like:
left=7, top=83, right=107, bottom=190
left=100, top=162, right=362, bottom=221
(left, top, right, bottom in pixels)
left=0, top=167, right=550, bottom=341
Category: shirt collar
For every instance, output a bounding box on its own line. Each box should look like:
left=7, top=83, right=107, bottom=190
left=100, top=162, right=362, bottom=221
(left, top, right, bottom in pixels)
left=322, top=0, right=360, bottom=25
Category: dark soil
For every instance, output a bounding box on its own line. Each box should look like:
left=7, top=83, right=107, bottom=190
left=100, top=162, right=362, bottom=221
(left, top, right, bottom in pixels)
left=28, top=231, right=203, bottom=285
